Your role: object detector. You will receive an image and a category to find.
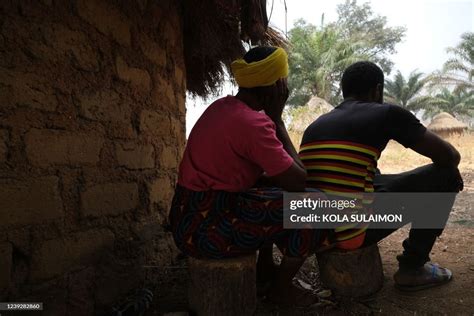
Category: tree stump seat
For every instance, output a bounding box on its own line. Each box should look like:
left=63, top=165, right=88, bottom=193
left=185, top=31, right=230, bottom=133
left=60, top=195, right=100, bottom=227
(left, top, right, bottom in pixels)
left=316, top=244, right=384, bottom=297
left=188, top=253, right=257, bottom=316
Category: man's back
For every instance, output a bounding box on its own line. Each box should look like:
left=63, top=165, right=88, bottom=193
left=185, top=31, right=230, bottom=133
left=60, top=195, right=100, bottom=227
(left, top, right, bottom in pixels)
left=300, top=99, right=426, bottom=192
left=303, top=100, right=391, bottom=150
left=300, top=99, right=426, bottom=248
left=304, top=60, right=461, bottom=288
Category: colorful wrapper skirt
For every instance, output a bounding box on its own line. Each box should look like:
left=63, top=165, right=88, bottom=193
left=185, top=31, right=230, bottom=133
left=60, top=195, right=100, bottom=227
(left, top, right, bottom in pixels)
left=169, top=185, right=327, bottom=259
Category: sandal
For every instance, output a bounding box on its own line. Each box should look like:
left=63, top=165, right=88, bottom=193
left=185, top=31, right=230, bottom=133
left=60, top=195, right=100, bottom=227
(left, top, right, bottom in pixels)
left=394, top=262, right=453, bottom=292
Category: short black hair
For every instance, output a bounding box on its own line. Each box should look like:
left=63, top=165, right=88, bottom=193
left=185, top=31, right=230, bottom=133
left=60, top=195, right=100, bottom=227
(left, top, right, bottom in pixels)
left=341, top=61, right=384, bottom=98
left=243, top=46, right=277, bottom=63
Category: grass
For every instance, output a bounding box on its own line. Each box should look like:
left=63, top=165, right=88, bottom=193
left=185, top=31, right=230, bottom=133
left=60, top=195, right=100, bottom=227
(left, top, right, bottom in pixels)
left=290, top=131, right=474, bottom=174
left=377, top=132, right=474, bottom=174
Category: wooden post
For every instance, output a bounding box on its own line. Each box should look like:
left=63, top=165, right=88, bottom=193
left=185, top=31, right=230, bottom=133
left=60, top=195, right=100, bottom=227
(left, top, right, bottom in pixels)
left=316, top=244, right=384, bottom=297
left=188, top=254, right=257, bottom=316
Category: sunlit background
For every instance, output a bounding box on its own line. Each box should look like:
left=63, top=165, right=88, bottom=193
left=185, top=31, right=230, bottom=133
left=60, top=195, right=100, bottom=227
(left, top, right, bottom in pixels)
left=186, top=0, right=473, bottom=136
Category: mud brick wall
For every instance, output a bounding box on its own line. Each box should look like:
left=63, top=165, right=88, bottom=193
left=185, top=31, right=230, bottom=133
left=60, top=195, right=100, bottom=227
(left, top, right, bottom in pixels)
left=0, top=0, right=186, bottom=314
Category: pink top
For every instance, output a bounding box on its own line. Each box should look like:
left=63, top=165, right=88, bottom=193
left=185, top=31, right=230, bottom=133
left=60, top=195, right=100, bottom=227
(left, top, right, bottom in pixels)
left=178, top=96, right=294, bottom=192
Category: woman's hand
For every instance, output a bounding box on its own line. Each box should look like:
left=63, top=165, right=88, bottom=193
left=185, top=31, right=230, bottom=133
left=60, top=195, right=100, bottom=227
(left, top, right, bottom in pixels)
left=264, top=78, right=289, bottom=122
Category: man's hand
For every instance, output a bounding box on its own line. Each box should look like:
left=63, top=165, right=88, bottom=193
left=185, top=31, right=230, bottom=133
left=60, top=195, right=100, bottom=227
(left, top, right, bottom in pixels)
left=264, top=78, right=289, bottom=122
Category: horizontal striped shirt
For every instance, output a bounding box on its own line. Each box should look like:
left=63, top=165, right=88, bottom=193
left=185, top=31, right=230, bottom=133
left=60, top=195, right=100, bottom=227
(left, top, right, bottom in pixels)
left=299, top=140, right=381, bottom=247
left=299, top=100, right=426, bottom=249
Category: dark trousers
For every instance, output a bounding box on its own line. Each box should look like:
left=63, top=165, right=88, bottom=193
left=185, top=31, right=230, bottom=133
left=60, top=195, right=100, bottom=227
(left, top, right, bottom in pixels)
left=363, top=164, right=463, bottom=269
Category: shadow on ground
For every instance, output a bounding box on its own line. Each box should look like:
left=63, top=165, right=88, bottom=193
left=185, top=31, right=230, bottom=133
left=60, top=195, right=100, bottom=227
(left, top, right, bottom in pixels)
left=145, top=172, right=474, bottom=315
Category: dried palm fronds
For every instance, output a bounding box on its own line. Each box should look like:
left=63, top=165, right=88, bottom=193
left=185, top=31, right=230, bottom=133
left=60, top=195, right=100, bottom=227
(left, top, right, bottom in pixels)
left=240, top=0, right=268, bottom=43
left=183, top=0, right=244, bottom=97
left=262, top=26, right=289, bottom=49
left=183, top=0, right=287, bottom=97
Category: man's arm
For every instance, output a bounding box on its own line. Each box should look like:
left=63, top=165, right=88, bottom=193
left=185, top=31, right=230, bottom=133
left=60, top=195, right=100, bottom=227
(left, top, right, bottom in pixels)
left=409, top=130, right=461, bottom=167
left=385, top=104, right=461, bottom=168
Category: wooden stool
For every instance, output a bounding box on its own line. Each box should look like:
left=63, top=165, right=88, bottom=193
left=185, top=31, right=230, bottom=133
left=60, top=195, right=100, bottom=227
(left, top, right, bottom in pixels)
left=188, top=253, right=257, bottom=316
left=316, top=244, right=384, bottom=297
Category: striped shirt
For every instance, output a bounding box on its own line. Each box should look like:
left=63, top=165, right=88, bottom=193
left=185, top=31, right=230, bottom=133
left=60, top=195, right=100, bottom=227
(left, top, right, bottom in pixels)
left=300, top=140, right=380, bottom=193
left=300, top=140, right=381, bottom=248
left=299, top=100, right=426, bottom=249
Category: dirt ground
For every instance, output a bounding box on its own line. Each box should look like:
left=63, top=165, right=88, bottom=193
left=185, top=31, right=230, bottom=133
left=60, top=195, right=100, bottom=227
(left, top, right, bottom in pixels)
left=147, top=135, right=474, bottom=316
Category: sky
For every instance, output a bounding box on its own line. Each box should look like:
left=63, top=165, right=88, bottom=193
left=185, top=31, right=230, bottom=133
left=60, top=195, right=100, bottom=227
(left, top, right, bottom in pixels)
left=186, top=0, right=473, bottom=135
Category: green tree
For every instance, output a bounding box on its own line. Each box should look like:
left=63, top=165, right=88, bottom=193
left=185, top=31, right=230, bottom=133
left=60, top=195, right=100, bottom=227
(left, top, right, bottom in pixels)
left=288, top=20, right=366, bottom=106
left=424, top=88, right=474, bottom=119
left=384, top=70, right=435, bottom=110
left=287, top=1, right=406, bottom=107
left=333, top=0, right=406, bottom=74
left=430, top=32, right=474, bottom=91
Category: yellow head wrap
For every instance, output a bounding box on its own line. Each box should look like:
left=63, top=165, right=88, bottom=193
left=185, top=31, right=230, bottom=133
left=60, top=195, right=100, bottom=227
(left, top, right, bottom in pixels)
left=231, top=47, right=289, bottom=88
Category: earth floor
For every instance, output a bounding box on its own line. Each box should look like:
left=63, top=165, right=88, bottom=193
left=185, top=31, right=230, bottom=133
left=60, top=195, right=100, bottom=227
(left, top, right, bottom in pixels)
left=146, top=166, right=474, bottom=316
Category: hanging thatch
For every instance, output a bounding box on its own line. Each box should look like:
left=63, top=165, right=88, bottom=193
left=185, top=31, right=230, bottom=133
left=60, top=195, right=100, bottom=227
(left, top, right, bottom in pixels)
left=183, top=0, right=287, bottom=97
left=427, top=112, right=468, bottom=137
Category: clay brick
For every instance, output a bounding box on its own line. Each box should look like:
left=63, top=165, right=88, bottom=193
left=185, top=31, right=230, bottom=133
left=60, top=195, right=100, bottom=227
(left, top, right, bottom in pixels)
left=171, top=116, right=185, bottom=142
left=159, top=146, right=178, bottom=169
left=116, top=142, right=154, bottom=169
left=140, top=110, right=171, bottom=137
left=139, top=34, right=167, bottom=67
left=163, top=14, right=181, bottom=49
left=0, top=177, right=63, bottom=228
left=77, top=0, right=131, bottom=47
left=116, top=56, right=151, bottom=93
left=0, top=70, right=58, bottom=111
left=148, top=177, right=174, bottom=208
left=174, top=65, right=185, bottom=89
left=153, top=74, right=175, bottom=105
left=0, top=242, right=12, bottom=290
left=79, top=90, right=131, bottom=124
left=176, top=93, right=186, bottom=116
left=81, top=183, right=139, bottom=217
left=79, top=91, right=136, bottom=138
left=50, top=26, right=99, bottom=72
left=25, top=129, right=104, bottom=166
left=0, top=129, right=7, bottom=163
left=30, top=229, right=115, bottom=281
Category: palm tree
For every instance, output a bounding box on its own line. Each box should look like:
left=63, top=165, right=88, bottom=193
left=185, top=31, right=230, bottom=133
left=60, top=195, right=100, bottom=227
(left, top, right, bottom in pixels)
left=288, top=19, right=368, bottom=106
left=423, top=88, right=474, bottom=119
left=430, top=32, right=474, bottom=91
left=384, top=70, right=435, bottom=110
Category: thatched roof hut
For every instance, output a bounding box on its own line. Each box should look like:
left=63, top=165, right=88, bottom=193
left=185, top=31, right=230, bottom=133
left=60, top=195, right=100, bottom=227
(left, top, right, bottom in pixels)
left=286, top=96, right=334, bottom=147
left=184, top=0, right=287, bottom=97
left=287, top=96, right=334, bottom=133
left=428, top=112, right=468, bottom=137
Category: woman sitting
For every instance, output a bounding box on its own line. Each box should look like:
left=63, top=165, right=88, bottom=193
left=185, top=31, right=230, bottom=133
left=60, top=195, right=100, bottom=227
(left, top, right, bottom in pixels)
left=169, top=46, right=325, bottom=306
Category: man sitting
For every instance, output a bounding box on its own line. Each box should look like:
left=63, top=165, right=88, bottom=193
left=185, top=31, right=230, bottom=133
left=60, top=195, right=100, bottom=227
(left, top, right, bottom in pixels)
left=300, top=61, right=463, bottom=291
left=169, top=46, right=324, bottom=306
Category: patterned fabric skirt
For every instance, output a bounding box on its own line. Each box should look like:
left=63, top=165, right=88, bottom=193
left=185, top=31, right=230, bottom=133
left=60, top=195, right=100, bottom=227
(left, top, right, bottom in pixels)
left=168, top=185, right=327, bottom=259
